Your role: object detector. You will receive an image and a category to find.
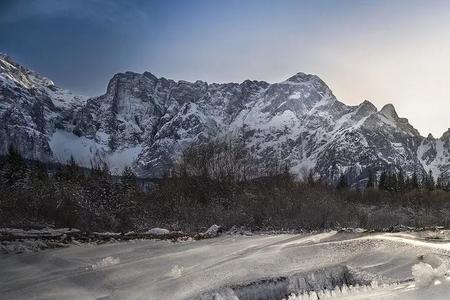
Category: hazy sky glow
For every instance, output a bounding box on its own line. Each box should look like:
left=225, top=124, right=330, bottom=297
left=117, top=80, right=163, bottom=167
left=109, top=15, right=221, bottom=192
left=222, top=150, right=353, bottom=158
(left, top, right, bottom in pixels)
left=1, top=0, right=450, bottom=136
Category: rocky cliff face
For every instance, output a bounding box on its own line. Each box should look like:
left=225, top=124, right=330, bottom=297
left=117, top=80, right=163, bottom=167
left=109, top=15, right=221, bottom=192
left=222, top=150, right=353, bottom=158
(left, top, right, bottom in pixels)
left=0, top=54, right=85, bottom=162
left=1, top=54, right=449, bottom=183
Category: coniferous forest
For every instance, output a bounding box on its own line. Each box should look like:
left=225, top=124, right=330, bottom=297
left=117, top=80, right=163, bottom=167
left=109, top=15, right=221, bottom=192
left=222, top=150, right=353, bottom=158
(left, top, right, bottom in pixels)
left=1, top=142, right=450, bottom=233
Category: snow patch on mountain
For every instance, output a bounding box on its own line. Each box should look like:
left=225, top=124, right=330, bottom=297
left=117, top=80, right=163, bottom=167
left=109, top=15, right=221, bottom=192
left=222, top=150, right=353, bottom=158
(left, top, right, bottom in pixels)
left=418, top=138, right=448, bottom=180
left=49, top=130, right=141, bottom=173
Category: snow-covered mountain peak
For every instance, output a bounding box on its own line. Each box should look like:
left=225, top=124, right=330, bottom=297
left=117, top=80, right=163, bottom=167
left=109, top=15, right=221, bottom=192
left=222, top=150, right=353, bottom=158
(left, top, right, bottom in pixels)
left=0, top=55, right=86, bottom=110
left=0, top=53, right=17, bottom=67
left=0, top=54, right=53, bottom=90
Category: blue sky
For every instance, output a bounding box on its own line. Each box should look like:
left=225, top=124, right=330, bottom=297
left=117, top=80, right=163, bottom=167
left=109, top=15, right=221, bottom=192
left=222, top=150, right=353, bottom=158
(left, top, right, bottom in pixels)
left=1, top=0, right=450, bottom=136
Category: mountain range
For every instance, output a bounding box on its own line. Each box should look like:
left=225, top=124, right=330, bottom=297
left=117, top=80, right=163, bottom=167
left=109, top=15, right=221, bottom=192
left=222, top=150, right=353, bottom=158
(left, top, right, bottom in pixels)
left=1, top=53, right=449, bottom=184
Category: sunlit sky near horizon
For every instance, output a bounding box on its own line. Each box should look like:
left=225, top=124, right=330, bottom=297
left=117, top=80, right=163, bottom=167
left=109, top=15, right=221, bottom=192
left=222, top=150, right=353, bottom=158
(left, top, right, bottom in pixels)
left=1, top=0, right=450, bottom=137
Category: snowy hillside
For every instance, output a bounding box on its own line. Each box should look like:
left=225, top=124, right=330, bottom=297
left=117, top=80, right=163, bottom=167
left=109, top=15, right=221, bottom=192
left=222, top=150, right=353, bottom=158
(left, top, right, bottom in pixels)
left=1, top=231, right=450, bottom=299
left=1, top=54, right=449, bottom=182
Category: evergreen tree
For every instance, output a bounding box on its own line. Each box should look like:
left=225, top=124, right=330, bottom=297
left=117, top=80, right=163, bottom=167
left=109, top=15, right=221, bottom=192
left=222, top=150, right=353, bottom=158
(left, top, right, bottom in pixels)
left=405, top=175, right=411, bottom=191
left=397, top=171, right=405, bottom=192
left=387, top=171, right=398, bottom=192
left=445, top=180, right=450, bottom=192
left=1, top=145, right=27, bottom=185
left=116, top=166, right=140, bottom=230
left=421, top=171, right=427, bottom=189
left=121, top=166, right=138, bottom=192
left=307, top=171, right=315, bottom=186
left=427, top=170, right=435, bottom=191
left=436, top=173, right=445, bottom=190
left=366, top=169, right=376, bottom=189
left=411, top=172, right=420, bottom=189
left=31, top=161, right=48, bottom=181
left=337, top=174, right=348, bottom=190
left=421, top=170, right=435, bottom=191
left=378, top=171, right=387, bottom=190
left=56, top=155, right=84, bottom=182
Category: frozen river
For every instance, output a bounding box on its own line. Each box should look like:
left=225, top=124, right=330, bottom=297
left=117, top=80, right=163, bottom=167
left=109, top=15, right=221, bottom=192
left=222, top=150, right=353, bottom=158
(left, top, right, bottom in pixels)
left=1, top=231, right=450, bottom=299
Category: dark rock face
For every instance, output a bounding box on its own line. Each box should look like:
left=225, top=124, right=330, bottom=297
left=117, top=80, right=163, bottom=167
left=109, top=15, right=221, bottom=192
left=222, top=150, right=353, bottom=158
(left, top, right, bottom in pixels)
left=1, top=54, right=449, bottom=183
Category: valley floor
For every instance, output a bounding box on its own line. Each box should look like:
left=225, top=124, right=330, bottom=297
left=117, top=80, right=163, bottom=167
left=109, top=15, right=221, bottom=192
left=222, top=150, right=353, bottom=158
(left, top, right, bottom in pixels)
left=1, top=231, right=450, bottom=299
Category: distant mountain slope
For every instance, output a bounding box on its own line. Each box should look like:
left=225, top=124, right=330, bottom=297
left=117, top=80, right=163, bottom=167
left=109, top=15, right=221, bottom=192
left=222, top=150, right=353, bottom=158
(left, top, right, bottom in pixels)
left=1, top=54, right=449, bottom=183
left=0, top=54, right=86, bottom=162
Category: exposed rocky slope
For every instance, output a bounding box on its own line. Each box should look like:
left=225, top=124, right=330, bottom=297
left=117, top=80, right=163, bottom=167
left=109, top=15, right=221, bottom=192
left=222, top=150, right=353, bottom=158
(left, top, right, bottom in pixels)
left=0, top=54, right=85, bottom=162
left=1, top=54, right=449, bottom=183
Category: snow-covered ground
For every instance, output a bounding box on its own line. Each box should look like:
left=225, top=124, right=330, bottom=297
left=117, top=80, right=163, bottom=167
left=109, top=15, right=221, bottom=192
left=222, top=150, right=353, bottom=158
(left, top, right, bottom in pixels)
left=1, top=231, right=450, bottom=299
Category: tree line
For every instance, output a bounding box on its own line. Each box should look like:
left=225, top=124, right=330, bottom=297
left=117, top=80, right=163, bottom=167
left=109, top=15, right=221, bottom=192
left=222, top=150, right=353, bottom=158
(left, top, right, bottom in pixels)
left=1, top=141, right=450, bottom=232
left=336, top=168, right=449, bottom=192
left=0, top=146, right=145, bottom=231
